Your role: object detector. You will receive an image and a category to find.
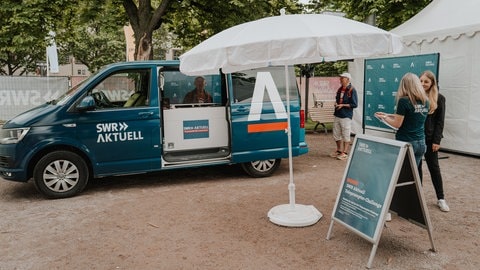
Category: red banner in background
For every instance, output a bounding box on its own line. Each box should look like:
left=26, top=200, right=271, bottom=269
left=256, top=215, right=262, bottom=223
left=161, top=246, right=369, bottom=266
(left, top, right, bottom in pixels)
left=297, top=77, right=340, bottom=109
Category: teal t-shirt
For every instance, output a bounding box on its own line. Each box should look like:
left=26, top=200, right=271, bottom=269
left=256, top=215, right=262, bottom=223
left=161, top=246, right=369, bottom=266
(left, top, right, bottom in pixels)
left=395, top=97, right=429, bottom=142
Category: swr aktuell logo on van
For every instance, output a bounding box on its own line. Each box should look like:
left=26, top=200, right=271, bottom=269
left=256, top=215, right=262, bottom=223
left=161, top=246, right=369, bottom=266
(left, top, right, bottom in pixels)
left=96, top=122, right=144, bottom=143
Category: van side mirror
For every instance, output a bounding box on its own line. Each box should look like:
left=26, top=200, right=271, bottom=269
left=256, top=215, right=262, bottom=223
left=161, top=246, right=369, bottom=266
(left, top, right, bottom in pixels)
left=77, top=96, right=96, bottom=111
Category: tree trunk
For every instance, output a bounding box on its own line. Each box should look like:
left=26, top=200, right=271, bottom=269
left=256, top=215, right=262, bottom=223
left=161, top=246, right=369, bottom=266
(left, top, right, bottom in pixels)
left=123, top=0, right=171, bottom=60
left=136, top=32, right=153, bottom=60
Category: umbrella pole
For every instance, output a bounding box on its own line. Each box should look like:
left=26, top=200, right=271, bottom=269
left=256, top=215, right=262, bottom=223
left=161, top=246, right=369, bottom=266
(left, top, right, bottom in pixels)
left=285, top=66, right=295, bottom=208
left=267, top=65, right=322, bottom=227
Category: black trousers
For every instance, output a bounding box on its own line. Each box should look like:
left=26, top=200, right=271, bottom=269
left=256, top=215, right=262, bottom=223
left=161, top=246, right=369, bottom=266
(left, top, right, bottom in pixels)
left=419, top=140, right=445, bottom=200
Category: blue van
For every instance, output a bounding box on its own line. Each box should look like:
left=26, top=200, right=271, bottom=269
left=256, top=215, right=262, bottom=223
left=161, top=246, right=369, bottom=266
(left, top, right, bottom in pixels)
left=0, top=61, right=307, bottom=198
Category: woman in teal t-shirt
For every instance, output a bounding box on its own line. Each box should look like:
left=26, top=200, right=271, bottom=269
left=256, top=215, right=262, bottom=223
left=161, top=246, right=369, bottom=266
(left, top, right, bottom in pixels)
left=375, top=73, right=430, bottom=166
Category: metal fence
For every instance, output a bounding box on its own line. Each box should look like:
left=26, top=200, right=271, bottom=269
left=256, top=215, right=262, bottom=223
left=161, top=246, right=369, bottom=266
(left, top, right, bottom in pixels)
left=0, top=76, right=69, bottom=122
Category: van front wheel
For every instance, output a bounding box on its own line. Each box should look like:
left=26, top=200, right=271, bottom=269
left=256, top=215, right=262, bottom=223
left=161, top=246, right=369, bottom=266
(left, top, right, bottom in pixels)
left=241, top=159, right=281, bottom=177
left=33, top=151, right=89, bottom=199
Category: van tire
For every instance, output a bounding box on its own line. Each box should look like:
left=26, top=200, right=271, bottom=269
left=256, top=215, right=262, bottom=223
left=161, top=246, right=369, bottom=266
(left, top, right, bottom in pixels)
left=33, top=151, right=89, bottom=199
left=241, top=159, right=281, bottom=177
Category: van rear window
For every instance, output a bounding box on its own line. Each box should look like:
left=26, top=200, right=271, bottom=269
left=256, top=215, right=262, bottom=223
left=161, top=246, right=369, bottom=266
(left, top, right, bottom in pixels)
left=161, top=71, right=223, bottom=105
left=231, top=66, right=298, bottom=104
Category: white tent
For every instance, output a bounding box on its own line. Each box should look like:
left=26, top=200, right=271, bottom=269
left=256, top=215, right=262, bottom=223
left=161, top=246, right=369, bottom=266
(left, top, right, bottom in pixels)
left=350, top=0, right=480, bottom=156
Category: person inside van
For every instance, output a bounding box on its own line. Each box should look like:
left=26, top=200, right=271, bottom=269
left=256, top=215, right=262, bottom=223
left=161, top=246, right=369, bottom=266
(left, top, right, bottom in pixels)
left=183, top=76, right=212, bottom=103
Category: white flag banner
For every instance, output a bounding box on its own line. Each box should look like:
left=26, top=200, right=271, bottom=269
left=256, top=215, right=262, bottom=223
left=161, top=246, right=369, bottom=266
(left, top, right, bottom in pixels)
left=47, top=31, right=59, bottom=73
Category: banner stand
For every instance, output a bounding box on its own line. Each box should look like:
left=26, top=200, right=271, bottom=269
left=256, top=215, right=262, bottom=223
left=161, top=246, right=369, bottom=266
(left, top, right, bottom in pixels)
left=326, top=134, right=436, bottom=268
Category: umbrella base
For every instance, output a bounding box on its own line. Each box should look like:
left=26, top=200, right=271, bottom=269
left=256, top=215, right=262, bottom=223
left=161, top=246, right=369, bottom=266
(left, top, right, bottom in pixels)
left=268, top=204, right=322, bottom=227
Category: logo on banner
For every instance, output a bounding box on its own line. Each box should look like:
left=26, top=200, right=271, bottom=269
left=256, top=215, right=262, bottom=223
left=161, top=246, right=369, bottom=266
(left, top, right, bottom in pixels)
left=184, top=120, right=209, bottom=139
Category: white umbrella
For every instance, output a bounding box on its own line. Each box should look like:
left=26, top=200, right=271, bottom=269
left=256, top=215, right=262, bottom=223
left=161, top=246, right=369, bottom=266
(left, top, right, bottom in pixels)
left=180, top=12, right=403, bottom=75
left=180, top=10, right=403, bottom=227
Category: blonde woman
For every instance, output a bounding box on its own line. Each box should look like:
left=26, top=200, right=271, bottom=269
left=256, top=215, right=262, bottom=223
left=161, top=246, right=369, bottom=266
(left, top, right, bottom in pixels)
left=375, top=73, right=430, bottom=166
left=420, top=70, right=449, bottom=212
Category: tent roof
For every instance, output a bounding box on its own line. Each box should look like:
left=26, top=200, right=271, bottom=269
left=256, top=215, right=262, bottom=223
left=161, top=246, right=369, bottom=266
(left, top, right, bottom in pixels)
left=391, top=0, right=480, bottom=45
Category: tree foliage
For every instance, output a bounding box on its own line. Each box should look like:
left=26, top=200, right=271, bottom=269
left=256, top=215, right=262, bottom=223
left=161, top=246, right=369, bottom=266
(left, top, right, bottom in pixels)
left=1, top=0, right=433, bottom=75
left=57, top=0, right=127, bottom=72
left=163, top=0, right=431, bottom=76
left=164, top=0, right=301, bottom=50
left=296, top=0, right=432, bottom=76
left=0, top=0, right=63, bottom=75
left=122, top=0, right=173, bottom=60
left=0, top=0, right=127, bottom=75
left=309, top=0, right=432, bottom=30
left=121, top=0, right=301, bottom=60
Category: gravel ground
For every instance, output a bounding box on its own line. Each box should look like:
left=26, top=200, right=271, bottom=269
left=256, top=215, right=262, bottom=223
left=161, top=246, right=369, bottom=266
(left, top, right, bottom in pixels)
left=0, top=132, right=479, bottom=270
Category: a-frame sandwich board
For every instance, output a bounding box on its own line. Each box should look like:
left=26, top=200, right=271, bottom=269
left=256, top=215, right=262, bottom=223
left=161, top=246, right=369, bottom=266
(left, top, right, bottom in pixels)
left=326, top=134, right=436, bottom=268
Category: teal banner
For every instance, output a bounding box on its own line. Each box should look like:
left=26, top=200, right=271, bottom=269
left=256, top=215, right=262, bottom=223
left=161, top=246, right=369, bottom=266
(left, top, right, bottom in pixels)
left=363, top=53, right=439, bottom=131
left=183, top=120, right=209, bottom=139
left=334, top=137, right=401, bottom=239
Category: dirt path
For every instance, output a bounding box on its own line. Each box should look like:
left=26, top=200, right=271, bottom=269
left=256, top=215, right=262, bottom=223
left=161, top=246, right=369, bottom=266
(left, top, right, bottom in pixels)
left=0, top=133, right=479, bottom=269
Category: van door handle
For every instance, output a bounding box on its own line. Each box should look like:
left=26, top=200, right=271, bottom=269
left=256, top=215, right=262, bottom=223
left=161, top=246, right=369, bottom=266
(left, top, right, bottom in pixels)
left=235, top=106, right=249, bottom=113
left=138, top=111, right=154, bottom=118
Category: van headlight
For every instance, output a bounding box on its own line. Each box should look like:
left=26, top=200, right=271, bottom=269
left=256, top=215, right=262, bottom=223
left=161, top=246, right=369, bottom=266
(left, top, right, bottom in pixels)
left=0, top=128, right=30, bottom=144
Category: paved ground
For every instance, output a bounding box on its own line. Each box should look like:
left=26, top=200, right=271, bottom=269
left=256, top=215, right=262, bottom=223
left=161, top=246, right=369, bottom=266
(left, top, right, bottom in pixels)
left=0, top=132, right=479, bottom=269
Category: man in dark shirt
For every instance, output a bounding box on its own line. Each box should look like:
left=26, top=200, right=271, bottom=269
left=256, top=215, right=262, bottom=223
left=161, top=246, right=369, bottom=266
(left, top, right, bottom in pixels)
left=330, top=72, right=358, bottom=160
left=183, top=76, right=212, bottom=103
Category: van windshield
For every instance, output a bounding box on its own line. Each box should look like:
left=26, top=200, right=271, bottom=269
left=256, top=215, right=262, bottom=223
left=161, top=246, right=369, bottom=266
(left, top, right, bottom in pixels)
left=51, top=80, right=86, bottom=106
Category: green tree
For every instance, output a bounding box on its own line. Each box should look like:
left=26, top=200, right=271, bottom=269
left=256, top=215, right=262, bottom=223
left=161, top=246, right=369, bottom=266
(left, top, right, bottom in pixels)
left=0, top=0, right=128, bottom=75
left=311, top=0, right=432, bottom=30
left=121, top=0, right=301, bottom=60
left=1, top=0, right=433, bottom=74
left=0, top=0, right=63, bottom=75
left=296, top=0, right=432, bottom=77
left=123, top=0, right=430, bottom=71
left=57, top=0, right=127, bottom=72
left=165, top=0, right=301, bottom=51
left=73, top=0, right=302, bottom=67
left=122, top=0, right=173, bottom=60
